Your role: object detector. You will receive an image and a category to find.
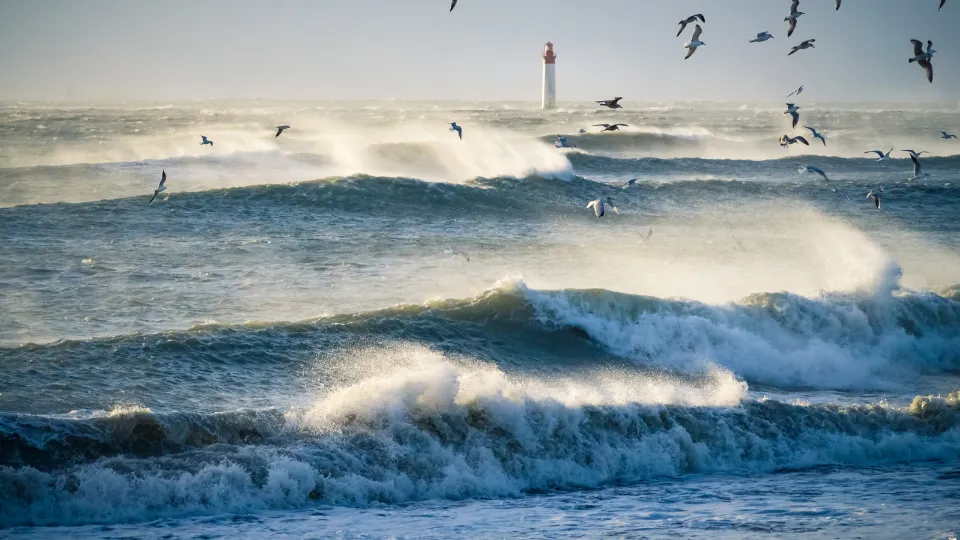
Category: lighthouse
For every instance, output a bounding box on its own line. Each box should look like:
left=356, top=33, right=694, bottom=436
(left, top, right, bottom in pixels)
left=542, top=42, right=557, bottom=110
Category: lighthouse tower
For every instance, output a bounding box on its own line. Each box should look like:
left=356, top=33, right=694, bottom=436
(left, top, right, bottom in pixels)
left=542, top=42, right=557, bottom=110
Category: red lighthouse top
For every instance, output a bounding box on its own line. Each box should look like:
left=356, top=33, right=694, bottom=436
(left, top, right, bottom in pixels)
left=542, top=42, right=556, bottom=64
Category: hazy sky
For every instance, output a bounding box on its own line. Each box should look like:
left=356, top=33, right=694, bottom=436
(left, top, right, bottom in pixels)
left=1, top=0, right=957, bottom=102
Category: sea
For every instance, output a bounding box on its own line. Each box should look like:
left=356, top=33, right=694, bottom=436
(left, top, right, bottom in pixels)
left=0, top=100, right=959, bottom=539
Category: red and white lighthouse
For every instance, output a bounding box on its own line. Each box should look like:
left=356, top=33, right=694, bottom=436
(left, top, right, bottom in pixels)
left=542, top=42, right=557, bottom=110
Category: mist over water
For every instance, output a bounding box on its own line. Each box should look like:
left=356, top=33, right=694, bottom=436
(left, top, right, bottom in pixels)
left=1, top=100, right=959, bottom=537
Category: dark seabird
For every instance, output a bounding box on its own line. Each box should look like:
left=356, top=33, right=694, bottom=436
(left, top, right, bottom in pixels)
left=677, top=14, right=706, bottom=37
left=148, top=170, right=167, bottom=205
left=909, top=39, right=934, bottom=83
left=586, top=197, right=619, bottom=218
left=750, top=31, right=774, bottom=43
left=798, top=164, right=829, bottom=181
left=275, top=125, right=290, bottom=138
left=200, top=136, right=213, bottom=147
left=449, top=122, right=463, bottom=140
left=805, top=126, right=826, bottom=146
left=864, top=148, right=893, bottom=161
left=785, top=103, right=801, bottom=129
left=684, top=25, right=706, bottom=59
left=596, top=97, right=623, bottom=109
left=786, top=0, right=804, bottom=37
left=789, top=39, right=816, bottom=56
left=780, top=134, right=810, bottom=147
left=786, top=85, right=804, bottom=99
left=593, top=123, right=628, bottom=132
left=901, top=149, right=928, bottom=158
left=941, top=131, right=958, bottom=139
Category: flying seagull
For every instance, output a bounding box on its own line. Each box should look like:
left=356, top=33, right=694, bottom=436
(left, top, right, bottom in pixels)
left=200, top=136, right=213, bottom=147
left=780, top=134, right=810, bottom=147
left=866, top=187, right=883, bottom=209
left=677, top=14, right=706, bottom=37
left=941, top=131, right=958, bottom=139
left=684, top=25, right=706, bottom=59
left=594, top=123, right=628, bottom=132
left=901, top=149, right=928, bottom=158
left=835, top=0, right=842, bottom=9
left=805, top=126, right=826, bottom=146
left=596, top=97, right=623, bottom=109
left=789, top=39, right=816, bottom=56
left=750, top=31, right=774, bottom=43
left=908, top=153, right=927, bottom=181
left=148, top=170, right=167, bottom=205
left=449, top=122, right=463, bottom=140
left=586, top=197, right=619, bottom=218
left=909, top=39, right=934, bottom=83
left=786, top=85, right=804, bottom=98
left=786, top=0, right=804, bottom=37
left=864, top=148, right=893, bottom=161
left=275, top=125, right=290, bottom=138
left=450, top=0, right=457, bottom=12
left=621, top=178, right=638, bottom=188
left=798, top=164, right=829, bottom=181
left=785, top=103, right=801, bottom=129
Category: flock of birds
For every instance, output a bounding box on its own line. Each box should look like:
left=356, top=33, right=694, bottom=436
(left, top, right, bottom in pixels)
left=148, top=0, right=955, bottom=219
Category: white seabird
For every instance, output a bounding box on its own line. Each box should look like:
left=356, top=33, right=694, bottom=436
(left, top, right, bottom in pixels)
left=750, top=31, right=774, bottom=43
left=804, top=126, right=826, bottom=146
left=780, top=134, right=809, bottom=147
left=200, top=136, right=213, bottom=147
left=909, top=39, right=934, bottom=83
left=449, top=122, right=463, bottom=140
left=677, top=14, right=706, bottom=37
left=789, top=39, right=816, bottom=56
left=786, top=85, right=804, bottom=99
left=901, top=149, right=929, bottom=158
left=798, top=164, right=829, bottom=181
left=684, top=25, right=706, bottom=59
left=864, top=148, right=893, bottom=161
left=866, top=187, right=883, bottom=209
left=596, top=97, right=623, bottom=109
left=593, top=123, right=628, bottom=132
left=586, top=197, right=619, bottom=218
left=786, top=0, right=804, bottom=37
left=785, top=103, right=801, bottom=129
left=275, top=125, right=290, bottom=138
left=941, top=131, right=958, bottom=139
left=148, top=170, right=167, bottom=205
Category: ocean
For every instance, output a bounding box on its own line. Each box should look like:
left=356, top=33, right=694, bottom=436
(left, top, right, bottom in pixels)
left=0, top=100, right=958, bottom=539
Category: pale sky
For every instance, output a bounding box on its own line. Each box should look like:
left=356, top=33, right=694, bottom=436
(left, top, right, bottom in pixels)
left=0, top=0, right=957, bottom=102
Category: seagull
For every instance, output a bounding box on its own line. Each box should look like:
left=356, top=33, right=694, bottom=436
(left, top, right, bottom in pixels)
left=450, top=0, right=457, bottom=12
left=785, top=103, right=801, bottom=129
left=780, top=134, right=810, bottom=147
left=586, top=197, right=619, bottom=218
left=786, top=0, right=804, bottom=37
left=449, top=122, right=463, bottom=140
left=908, top=153, right=927, bottom=181
left=684, top=25, right=706, bottom=59
left=805, top=126, right=826, bottom=146
left=275, top=125, right=290, bottom=138
left=750, top=31, right=774, bottom=43
left=864, top=148, right=893, bottom=161
left=621, top=178, right=638, bottom=188
left=789, top=39, right=816, bottom=56
left=677, top=14, right=706, bottom=37
left=786, top=85, right=804, bottom=98
left=148, top=170, right=167, bottom=205
left=901, top=149, right=929, bottom=158
left=640, top=227, right=654, bottom=242
left=940, top=0, right=946, bottom=11
left=941, top=131, right=958, bottom=139
left=200, top=136, right=213, bottom=147
left=555, top=135, right=577, bottom=148
left=866, top=187, right=883, bottom=209
left=594, top=123, right=628, bottom=132
left=909, top=40, right=934, bottom=83
left=596, top=97, right=623, bottom=109
left=798, top=164, right=829, bottom=181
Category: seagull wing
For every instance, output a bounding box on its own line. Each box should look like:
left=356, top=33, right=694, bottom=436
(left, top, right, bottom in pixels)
left=614, top=124, right=628, bottom=127
left=677, top=20, right=688, bottom=37
left=450, top=0, right=457, bottom=12
left=158, top=170, right=166, bottom=189
left=790, top=111, right=799, bottom=128
left=911, top=39, right=924, bottom=56
left=593, top=124, right=611, bottom=128
left=684, top=46, right=697, bottom=59
left=788, top=19, right=797, bottom=37
left=911, top=154, right=922, bottom=176
left=611, top=97, right=622, bottom=105
left=811, top=167, right=828, bottom=181
left=919, top=59, right=933, bottom=83
left=941, top=0, right=946, bottom=10
left=796, top=136, right=809, bottom=146
left=791, top=0, right=800, bottom=14
left=148, top=191, right=158, bottom=205
left=275, top=127, right=283, bottom=137
left=695, top=14, right=706, bottom=23
left=865, top=150, right=883, bottom=158
left=692, top=24, right=703, bottom=41
left=835, top=0, right=841, bottom=9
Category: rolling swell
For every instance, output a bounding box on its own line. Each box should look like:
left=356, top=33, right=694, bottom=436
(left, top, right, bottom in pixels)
left=0, top=376, right=957, bottom=527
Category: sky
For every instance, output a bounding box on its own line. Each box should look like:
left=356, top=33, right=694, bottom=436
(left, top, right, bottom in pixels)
left=0, top=0, right=958, bottom=102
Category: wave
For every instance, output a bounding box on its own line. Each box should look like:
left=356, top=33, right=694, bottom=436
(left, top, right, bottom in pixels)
left=0, top=349, right=957, bottom=527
